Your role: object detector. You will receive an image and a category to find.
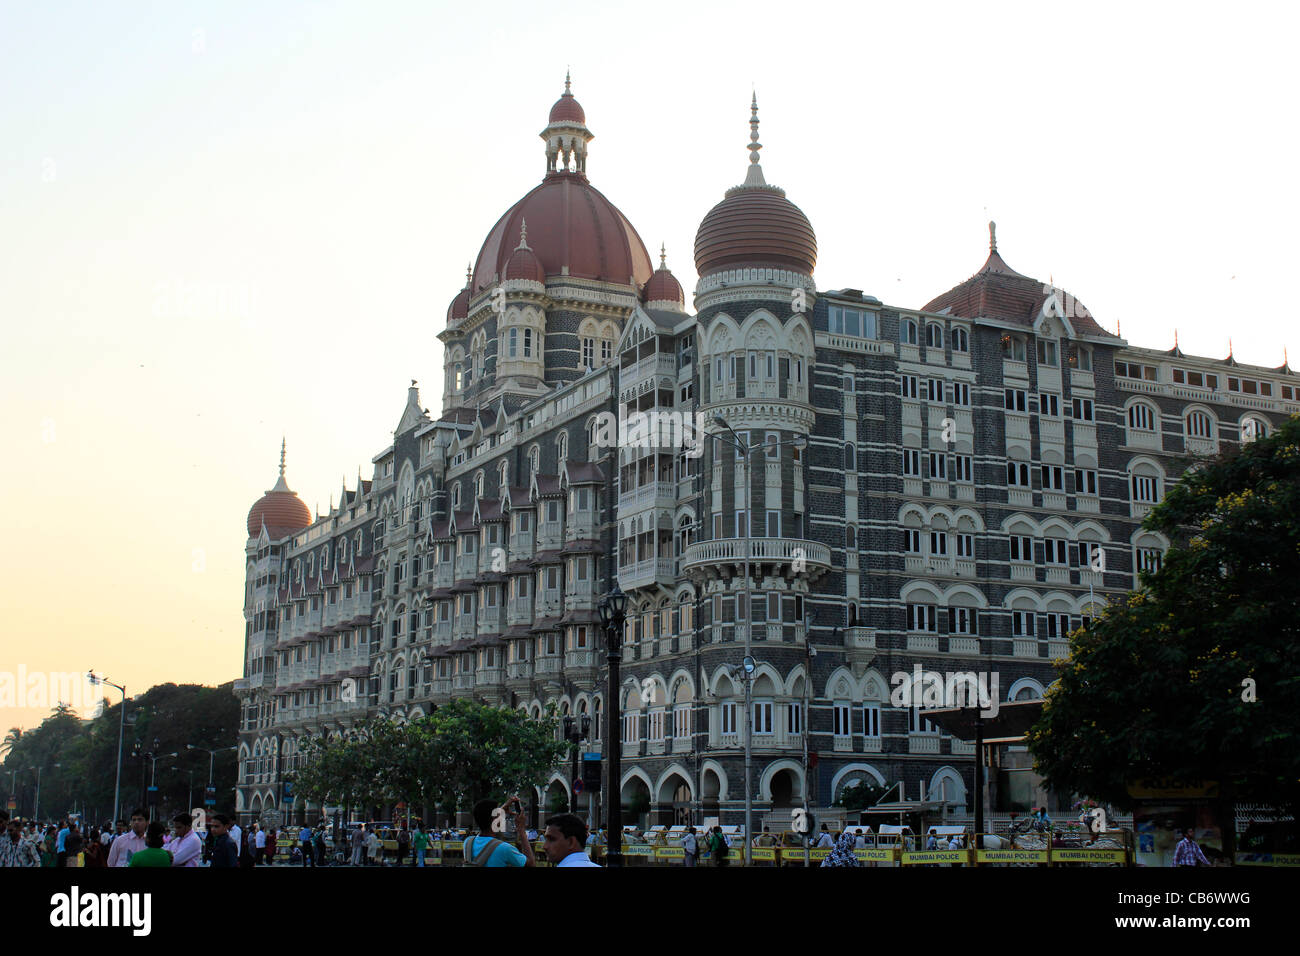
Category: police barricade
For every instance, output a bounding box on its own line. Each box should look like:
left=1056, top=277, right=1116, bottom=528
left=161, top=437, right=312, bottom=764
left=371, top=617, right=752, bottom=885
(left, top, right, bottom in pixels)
left=975, top=846, right=1049, bottom=866
left=1236, top=852, right=1300, bottom=867
left=1049, top=845, right=1130, bottom=866
left=901, top=848, right=974, bottom=866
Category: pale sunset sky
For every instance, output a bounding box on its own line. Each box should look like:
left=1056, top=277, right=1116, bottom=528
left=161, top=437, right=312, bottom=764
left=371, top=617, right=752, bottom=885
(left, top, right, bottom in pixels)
left=1, top=1, right=1297, bottom=731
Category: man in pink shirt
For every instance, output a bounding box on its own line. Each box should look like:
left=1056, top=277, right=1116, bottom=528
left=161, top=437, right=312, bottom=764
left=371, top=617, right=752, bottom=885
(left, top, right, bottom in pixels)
left=107, top=808, right=150, bottom=867
left=168, top=812, right=204, bottom=867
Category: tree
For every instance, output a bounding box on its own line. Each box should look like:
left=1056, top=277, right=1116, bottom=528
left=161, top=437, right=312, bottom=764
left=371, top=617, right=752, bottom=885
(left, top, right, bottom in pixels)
left=1029, top=415, right=1300, bottom=815
left=1, top=727, right=22, bottom=758
left=834, top=782, right=888, bottom=812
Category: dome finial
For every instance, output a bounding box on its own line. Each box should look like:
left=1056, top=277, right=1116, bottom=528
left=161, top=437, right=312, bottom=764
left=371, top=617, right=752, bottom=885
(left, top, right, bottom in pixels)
left=517, top=218, right=529, bottom=249
left=279, top=436, right=286, bottom=478
left=565, top=68, right=571, bottom=94
left=742, top=92, right=767, bottom=187
left=465, top=262, right=472, bottom=288
left=989, top=221, right=997, bottom=253
left=660, top=242, right=667, bottom=269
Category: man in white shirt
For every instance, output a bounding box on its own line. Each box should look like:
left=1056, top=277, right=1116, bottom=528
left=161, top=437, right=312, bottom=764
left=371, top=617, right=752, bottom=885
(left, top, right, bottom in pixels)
left=853, top=829, right=867, bottom=849
left=228, top=820, right=243, bottom=860
left=107, top=809, right=149, bottom=867
left=815, top=825, right=834, bottom=849
left=168, top=812, right=204, bottom=867
left=254, top=824, right=267, bottom=864
left=543, top=814, right=601, bottom=867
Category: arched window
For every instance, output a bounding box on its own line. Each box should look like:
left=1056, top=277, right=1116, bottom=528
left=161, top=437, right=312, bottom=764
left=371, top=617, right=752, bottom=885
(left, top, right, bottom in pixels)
left=846, top=525, right=857, bottom=550
left=529, top=445, right=540, bottom=478
left=1242, top=416, right=1269, bottom=442
left=507, top=328, right=518, bottom=358
left=951, top=327, right=969, bottom=353
left=925, top=323, right=943, bottom=348
left=556, top=432, right=568, bottom=465
left=901, top=319, right=918, bottom=345
left=452, top=483, right=462, bottom=509
left=1187, top=410, right=1214, bottom=439
left=844, top=443, right=855, bottom=470
left=1128, top=403, right=1156, bottom=431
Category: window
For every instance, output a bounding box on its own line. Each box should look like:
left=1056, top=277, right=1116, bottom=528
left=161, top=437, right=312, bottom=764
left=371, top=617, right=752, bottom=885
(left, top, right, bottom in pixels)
left=951, top=327, right=969, bottom=352
left=928, top=452, right=947, bottom=480
left=952, top=382, right=971, bottom=406
left=1040, top=465, right=1065, bottom=491
left=1136, top=547, right=1163, bottom=573
left=1001, top=335, right=1027, bottom=361
left=954, top=533, right=974, bottom=558
left=902, top=449, right=921, bottom=477
left=1007, top=462, right=1031, bottom=487
left=904, top=528, right=921, bottom=553
left=1128, top=404, right=1156, bottom=431
left=925, top=323, right=943, bottom=348
left=582, top=338, right=594, bottom=368
left=949, top=607, right=978, bottom=635
left=1040, top=393, right=1060, bottom=417
left=753, top=701, right=774, bottom=735
left=1242, top=417, right=1269, bottom=442
left=1187, top=411, right=1214, bottom=439
left=601, top=339, right=611, bottom=363
left=929, top=530, right=948, bottom=556
left=1069, top=345, right=1092, bottom=370
left=766, top=510, right=781, bottom=537
left=1077, top=541, right=1103, bottom=570
left=1036, top=339, right=1058, bottom=367
left=863, top=704, right=881, bottom=737
left=507, top=328, right=518, bottom=358
left=907, top=603, right=938, bottom=632
left=1009, top=535, right=1033, bottom=562
left=720, top=701, right=737, bottom=735
left=1071, top=397, right=1094, bottom=421
left=833, top=701, right=851, bottom=736
left=673, top=705, right=690, bottom=739
left=844, top=443, right=856, bottom=470
left=524, top=328, right=533, bottom=357
left=925, top=378, right=944, bottom=403
left=766, top=432, right=780, bottom=458
left=953, top=455, right=973, bottom=482
left=828, top=306, right=877, bottom=338
left=788, top=702, right=803, bottom=736
left=1043, top=538, right=1068, bottom=565
left=901, top=319, right=918, bottom=345
left=1131, top=473, right=1160, bottom=503
left=1011, top=610, right=1036, bottom=637
left=900, top=375, right=919, bottom=400
left=1005, top=388, right=1027, bottom=412
left=1075, top=469, right=1098, bottom=495
left=1045, top=613, right=1071, bottom=639
left=1116, top=360, right=1157, bottom=381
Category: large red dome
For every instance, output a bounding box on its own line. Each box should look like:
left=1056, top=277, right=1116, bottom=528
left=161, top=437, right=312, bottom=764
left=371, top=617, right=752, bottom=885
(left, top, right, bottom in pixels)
left=471, top=172, right=654, bottom=294
left=246, top=443, right=313, bottom=538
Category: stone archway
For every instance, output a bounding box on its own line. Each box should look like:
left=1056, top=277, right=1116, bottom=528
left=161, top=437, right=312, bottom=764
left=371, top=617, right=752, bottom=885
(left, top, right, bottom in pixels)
left=621, top=775, right=652, bottom=829
left=655, top=768, right=693, bottom=827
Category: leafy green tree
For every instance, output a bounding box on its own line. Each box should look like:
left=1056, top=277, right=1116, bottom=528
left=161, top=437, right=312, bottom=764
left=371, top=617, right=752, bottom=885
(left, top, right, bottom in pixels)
left=1029, top=415, right=1300, bottom=815
left=834, top=782, right=888, bottom=812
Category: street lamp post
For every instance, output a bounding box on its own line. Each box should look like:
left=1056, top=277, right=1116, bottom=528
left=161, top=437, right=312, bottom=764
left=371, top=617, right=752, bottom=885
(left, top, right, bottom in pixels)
left=86, top=671, right=126, bottom=826
left=562, top=714, right=592, bottom=815
left=597, top=584, right=628, bottom=867
left=29, top=766, right=43, bottom=823
left=187, top=744, right=237, bottom=814
left=711, top=414, right=807, bottom=866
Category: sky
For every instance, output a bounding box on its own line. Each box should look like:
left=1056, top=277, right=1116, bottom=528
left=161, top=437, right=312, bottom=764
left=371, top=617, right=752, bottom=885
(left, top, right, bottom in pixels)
left=1, top=0, right=1297, bottom=733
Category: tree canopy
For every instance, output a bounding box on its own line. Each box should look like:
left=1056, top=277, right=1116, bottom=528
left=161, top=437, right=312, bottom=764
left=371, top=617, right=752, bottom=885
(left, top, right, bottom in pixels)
left=1028, top=415, right=1300, bottom=813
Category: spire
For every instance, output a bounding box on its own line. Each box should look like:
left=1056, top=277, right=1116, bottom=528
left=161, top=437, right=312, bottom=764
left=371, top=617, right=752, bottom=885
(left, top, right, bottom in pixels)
left=464, top=263, right=472, bottom=288
left=743, top=92, right=767, bottom=187
left=517, top=218, right=530, bottom=250
left=270, top=438, right=291, bottom=493
left=659, top=242, right=667, bottom=269
left=565, top=68, right=571, bottom=94
left=989, top=221, right=997, bottom=254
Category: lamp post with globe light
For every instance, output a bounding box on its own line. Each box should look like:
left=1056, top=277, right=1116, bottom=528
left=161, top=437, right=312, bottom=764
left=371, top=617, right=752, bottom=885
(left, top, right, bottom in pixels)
left=596, top=584, right=628, bottom=867
left=86, top=672, right=126, bottom=827
left=710, top=414, right=807, bottom=865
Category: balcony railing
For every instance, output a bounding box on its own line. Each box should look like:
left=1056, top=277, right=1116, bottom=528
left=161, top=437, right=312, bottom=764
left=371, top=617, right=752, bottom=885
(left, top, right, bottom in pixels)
left=681, top=538, right=831, bottom=575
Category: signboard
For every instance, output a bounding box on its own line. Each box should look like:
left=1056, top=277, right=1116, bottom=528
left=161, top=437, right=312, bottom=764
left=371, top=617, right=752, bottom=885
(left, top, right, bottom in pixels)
left=902, top=850, right=971, bottom=865
left=1051, top=847, right=1128, bottom=864
left=749, top=847, right=777, bottom=862
left=620, top=844, right=654, bottom=856
left=655, top=847, right=685, bottom=861
left=5, top=797, right=15, bottom=811
left=572, top=778, right=584, bottom=795
left=1235, top=853, right=1300, bottom=867
left=854, top=847, right=901, bottom=863
left=582, top=752, right=601, bottom=761
left=977, top=848, right=1048, bottom=864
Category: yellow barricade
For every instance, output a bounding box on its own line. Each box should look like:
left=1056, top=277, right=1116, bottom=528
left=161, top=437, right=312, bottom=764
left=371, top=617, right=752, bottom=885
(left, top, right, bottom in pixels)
left=808, top=848, right=830, bottom=861
left=855, top=847, right=900, bottom=864
left=1050, top=847, right=1127, bottom=864
left=749, top=847, right=777, bottom=863
left=1236, top=853, right=1300, bottom=867
left=655, top=847, right=685, bottom=863
left=901, top=849, right=973, bottom=866
left=976, top=848, right=1048, bottom=865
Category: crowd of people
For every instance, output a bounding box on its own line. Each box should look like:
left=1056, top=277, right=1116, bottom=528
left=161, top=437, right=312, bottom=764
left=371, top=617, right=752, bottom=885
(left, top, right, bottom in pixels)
left=0, top=807, right=282, bottom=868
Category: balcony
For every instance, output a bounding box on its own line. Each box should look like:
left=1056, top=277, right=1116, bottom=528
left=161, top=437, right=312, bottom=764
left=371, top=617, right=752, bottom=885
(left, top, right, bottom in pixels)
left=452, top=673, right=475, bottom=692
left=907, top=634, right=939, bottom=652
left=1125, top=429, right=1162, bottom=451
left=908, top=735, right=940, bottom=754
left=845, top=627, right=875, bottom=650
left=1048, top=641, right=1070, bottom=660
left=948, top=637, right=980, bottom=655
left=536, top=656, right=563, bottom=678
left=564, top=649, right=599, bottom=675
left=1010, top=563, right=1035, bottom=582
left=1039, top=417, right=1065, bottom=444
left=537, top=520, right=564, bottom=550
left=1073, top=422, right=1097, bottom=446
left=681, top=538, right=831, bottom=578
left=860, top=736, right=882, bottom=753
left=618, top=557, right=676, bottom=591
left=1006, top=413, right=1031, bottom=442
left=951, top=740, right=976, bottom=755
left=1185, top=436, right=1218, bottom=457
left=506, top=660, right=533, bottom=682
left=1013, top=639, right=1038, bottom=658
left=507, top=597, right=533, bottom=626
left=617, top=480, right=677, bottom=515
left=475, top=665, right=505, bottom=688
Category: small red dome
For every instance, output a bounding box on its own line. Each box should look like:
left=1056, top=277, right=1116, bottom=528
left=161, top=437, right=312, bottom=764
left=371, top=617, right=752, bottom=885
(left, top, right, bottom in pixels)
left=549, top=92, right=585, bottom=125
left=643, top=264, right=684, bottom=306
left=446, top=286, right=470, bottom=322
left=247, top=490, right=312, bottom=538
left=695, top=185, right=817, bottom=278
left=505, top=241, right=545, bottom=283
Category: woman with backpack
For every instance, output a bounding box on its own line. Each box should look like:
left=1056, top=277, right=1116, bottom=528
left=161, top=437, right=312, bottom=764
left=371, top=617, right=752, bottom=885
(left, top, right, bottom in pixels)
left=708, top=826, right=730, bottom=867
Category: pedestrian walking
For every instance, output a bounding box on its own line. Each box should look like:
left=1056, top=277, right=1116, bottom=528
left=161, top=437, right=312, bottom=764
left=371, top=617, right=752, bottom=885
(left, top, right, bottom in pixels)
left=313, top=823, right=328, bottom=866
left=1173, top=827, right=1212, bottom=867
left=168, top=813, right=204, bottom=867
left=56, top=819, right=70, bottom=867
left=413, top=824, right=429, bottom=867
left=396, top=826, right=410, bottom=867
left=365, top=825, right=381, bottom=866
left=820, top=829, right=861, bottom=867
left=265, top=825, right=277, bottom=865
left=681, top=826, right=698, bottom=867
left=84, top=828, right=107, bottom=867
left=209, top=815, right=240, bottom=868
left=543, top=814, right=600, bottom=867
left=65, top=823, right=84, bottom=867
left=814, top=824, right=833, bottom=849
left=707, top=826, right=730, bottom=867
left=1, top=818, right=42, bottom=867
left=254, top=823, right=267, bottom=864
left=461, top=798, right=535, bottom=867
left=299, top=823, right=315, bottom=867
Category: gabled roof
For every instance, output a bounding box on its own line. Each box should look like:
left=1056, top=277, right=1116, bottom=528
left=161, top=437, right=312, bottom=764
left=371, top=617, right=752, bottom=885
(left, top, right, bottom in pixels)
left=530, top=472, right=563, bottom=499
left=564, top=460, right=605, bottom=484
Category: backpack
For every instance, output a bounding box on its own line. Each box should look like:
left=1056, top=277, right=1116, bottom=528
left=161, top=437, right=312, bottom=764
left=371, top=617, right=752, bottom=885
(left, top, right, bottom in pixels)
left=713, top=833, right=728, bottom=857
left=463, top=836, right=504, bottom=867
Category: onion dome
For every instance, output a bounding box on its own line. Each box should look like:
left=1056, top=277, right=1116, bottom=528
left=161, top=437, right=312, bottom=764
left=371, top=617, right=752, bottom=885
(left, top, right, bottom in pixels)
left=694, top=95, right=817, bottom=278
left=922, top=222, right=1116, bottom=338
left=446, top=264, right=471, bottom=322
left=643, top=244, right=685, bottom=309
left=503, top=220, right=546, bottom=283
left=472, top=77, right=652, bottom=293
left=246, top=439, right=313, bottom=538
left=548, top=70, right=586, bottom=125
